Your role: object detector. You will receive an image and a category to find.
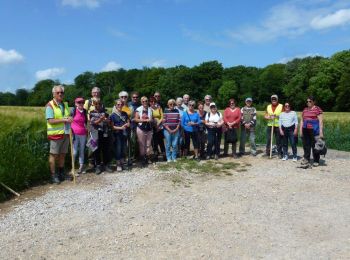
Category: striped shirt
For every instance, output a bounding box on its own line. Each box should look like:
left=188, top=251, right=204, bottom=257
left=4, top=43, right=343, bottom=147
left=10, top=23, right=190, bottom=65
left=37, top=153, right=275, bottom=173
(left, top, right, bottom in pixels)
left=279, top=111, right=298, bottom=128
left=241, top=106, right=257, bottom=127
left=163, top=108, right=180, bottom=130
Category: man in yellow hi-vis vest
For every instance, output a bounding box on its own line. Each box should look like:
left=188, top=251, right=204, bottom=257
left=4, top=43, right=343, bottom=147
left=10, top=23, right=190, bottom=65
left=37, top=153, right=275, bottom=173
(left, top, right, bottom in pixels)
left=45, top=85, right=72, bottom=184
left=264, top=94, right=284, bottom=158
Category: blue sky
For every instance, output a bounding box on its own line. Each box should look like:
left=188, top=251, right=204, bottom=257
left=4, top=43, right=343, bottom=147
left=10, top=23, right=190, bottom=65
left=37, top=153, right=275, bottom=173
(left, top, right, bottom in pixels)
left=1, top=0, right=350, bottom=92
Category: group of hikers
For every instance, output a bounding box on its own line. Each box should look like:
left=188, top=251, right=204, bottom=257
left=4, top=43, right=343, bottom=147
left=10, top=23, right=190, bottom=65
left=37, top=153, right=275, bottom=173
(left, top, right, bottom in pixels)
left=46, top=85, right=325, bottom=184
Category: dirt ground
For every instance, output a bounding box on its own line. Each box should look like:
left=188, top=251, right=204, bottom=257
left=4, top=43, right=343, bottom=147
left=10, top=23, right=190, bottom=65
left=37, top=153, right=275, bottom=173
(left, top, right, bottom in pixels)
left=0, top=148, right=349, bottom=259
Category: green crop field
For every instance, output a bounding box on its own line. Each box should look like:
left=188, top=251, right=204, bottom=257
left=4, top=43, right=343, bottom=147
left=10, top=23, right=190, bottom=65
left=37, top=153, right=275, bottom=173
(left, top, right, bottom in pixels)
left=0, top=106, right=349, bottom=201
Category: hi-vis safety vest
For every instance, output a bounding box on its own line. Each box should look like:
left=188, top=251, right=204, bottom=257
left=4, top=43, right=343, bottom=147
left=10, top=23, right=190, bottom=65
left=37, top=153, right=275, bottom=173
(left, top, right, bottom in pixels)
left=47, top=100, right=69, bottom=138
left=267, top=104, right=283, bottom=127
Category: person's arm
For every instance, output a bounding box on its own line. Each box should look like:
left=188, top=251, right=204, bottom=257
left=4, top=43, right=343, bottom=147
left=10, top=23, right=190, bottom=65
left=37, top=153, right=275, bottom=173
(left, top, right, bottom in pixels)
left=264, top=108, right=271, bottom=120
left=318, top=113, right=324, bottom=138
left=293, top=112, right=298, bottom=136
left=217, top=113, right=224, bottom=127
left=134, top=111, right=144, bottom=123
left=299, top=112, right=304, bottom=137
left=279, top=113, right=284, bottom=135
left=251, top=108, right=257, bottom=127
left=158, top=108, right=164, bottom=126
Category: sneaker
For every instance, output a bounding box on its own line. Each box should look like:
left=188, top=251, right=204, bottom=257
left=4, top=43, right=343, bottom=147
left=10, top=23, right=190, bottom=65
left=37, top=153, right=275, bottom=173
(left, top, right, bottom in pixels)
left=232, top=154, right=238, bottom=159
left=282, top=155, right=288, bottom=161
left=116, top=166, right=122, bottom=172
left=279, top=154, right=283, bottom=159
left=292, top=157, right=298, bottom=162
left=206, top=155, right=211, bottom=160
left=51, top=175, right=60, bottom=184
left=173, top=159, right=177, bottom=163
left=313, top=162, right=319, bottom=167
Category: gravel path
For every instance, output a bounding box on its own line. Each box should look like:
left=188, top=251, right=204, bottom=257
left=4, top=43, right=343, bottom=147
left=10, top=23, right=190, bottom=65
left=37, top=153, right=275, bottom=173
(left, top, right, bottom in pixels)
left=1, top=149, right=350, bottom=259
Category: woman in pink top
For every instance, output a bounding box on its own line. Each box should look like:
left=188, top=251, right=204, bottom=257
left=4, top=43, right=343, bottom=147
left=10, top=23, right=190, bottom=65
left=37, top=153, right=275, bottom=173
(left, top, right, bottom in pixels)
left=70, top=97, right=88, bottom=174
left=223, top=98, right=241, bottom=158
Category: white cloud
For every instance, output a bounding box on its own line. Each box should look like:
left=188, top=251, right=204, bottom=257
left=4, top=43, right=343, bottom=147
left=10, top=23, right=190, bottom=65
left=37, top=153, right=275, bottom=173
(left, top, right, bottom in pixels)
left=0, top=48, right=24, bottom=65
left=61, top=0, right=102, bottom=9
left=101, top=61, right=122, bottom=71
left=278, top=53, right=322, bottom=64
left=150, top=59, right=166, bottom=68
left=311, top=9, right=350, bottom=29
left=35, top=67, right=65, bottom=80
left=108, top=28, right=130, bottom=39
left=227, top=1, right=350, bottom=43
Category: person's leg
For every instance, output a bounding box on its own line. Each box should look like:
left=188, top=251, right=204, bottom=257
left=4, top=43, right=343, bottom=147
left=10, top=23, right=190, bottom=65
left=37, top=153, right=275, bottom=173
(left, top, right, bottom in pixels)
left=206, top=129, right=214, bottom=157
left=73, top=135, right=79, bottom=163
left=136, top=128, right=146, bottom=157
left=172, top=132, right=179, bottom=161
left=232, top=129, right=237, bottom=156
left=158, top=130, right=166, bottom=154
left=215, top=129, right=222, bottom=157
left=287, top=126, right=296, bottom=158
left=191, top=131, right=199, bottom=158
left=183, top=131, right=191, bottom=157
left=239, top=126, right=246, bottom=155
left=282, top=126, right=288, bottom=157
left=223, top=131, right=228, bottom=156
left=145, top=130, right=153, bottom=157
left=152, top=129, right=158, bottom=156
left=49, top=154, right=57, bottom=176
left=275, top=128, right=283, bottom=158
left=266, top=126, right=272, bottom=155
left=249, top=129, right=257, bottom=155
left=302, top=128, right=311, bottom=162
left=163, top=130, right=172, bottom=161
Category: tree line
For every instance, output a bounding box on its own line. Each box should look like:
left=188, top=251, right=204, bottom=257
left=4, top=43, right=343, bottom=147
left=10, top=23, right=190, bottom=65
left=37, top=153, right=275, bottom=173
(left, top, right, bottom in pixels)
left=1, top=49, right=349, bottom=111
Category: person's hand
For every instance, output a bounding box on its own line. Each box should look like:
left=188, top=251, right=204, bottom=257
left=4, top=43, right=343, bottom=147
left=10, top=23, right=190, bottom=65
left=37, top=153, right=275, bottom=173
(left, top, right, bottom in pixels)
left=293, top=129, right=298, bottom=136
left=280, top=129, right=284, bottom=136
left=300, top=131, right=303, bottom=137
left=245, top=123, right=250, bottom=129
left=319, top=132, right=324, bottom=139
left=65, top=117, right=73, bottom=123
left=270, top=115, right=275, bottom=119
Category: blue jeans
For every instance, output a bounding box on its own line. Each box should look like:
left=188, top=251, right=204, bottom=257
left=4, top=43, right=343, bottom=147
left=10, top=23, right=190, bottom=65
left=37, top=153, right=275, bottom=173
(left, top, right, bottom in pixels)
left=73, top=134, right=87, bottom=165
left=282, top=125, right=297, bottom=157
left=163, top=129, right=179, bottom=161
left=207, top=128, right=222, bottom=157
left=114, top=133, right=127, bottom=161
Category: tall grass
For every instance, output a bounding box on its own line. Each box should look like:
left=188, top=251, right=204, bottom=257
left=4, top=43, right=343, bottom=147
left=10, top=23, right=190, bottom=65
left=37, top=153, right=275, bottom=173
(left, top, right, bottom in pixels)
left=0, top=107, right=48, bottom=201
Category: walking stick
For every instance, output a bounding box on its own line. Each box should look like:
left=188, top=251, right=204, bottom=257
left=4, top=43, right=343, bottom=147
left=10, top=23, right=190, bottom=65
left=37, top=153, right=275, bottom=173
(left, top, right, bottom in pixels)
left=69, top=129, right=76, bottom=184
left=0, top=182, right=20, bottom=197
left=269, top=124, right=274, bottom=159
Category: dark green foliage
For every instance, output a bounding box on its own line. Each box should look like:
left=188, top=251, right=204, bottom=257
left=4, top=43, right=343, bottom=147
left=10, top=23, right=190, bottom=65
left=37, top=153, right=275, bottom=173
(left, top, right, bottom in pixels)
left=1, top=49, right=350, bottom=111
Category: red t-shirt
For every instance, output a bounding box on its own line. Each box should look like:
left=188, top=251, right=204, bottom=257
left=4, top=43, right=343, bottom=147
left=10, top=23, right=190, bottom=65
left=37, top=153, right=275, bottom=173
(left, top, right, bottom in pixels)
left=302, top=106, right=323, bottom=129
left=224, top=107, right=241, bottom=128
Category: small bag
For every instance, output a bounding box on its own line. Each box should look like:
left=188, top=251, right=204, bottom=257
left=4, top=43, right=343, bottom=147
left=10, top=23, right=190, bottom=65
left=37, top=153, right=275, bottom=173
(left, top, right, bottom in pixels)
left=226, top=128, right=237, bottom=143
left=86, top=132, right=98, bottom=152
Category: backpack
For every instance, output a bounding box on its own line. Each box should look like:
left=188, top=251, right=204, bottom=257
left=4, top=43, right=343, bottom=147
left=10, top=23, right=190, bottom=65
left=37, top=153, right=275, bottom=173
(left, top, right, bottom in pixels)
left=314, top=138, right=327, bottom=157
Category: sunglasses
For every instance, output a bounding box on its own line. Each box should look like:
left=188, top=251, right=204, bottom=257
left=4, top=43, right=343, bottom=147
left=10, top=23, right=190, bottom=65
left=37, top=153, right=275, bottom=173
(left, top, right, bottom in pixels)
left=169, top=103, right=175, bottom=106
left=77, top=101, right=84, bottom=104
left=230, top=103, right=235, bottom=105
left=132, top=96, right=139, bottom=99
left=56, top=91, right=64, bottom=94
left=307, top=100, right=312, bottom=103
left=142, top=100, right=148, bottom=103
left=285, top=105, right=290, bottom=107
left=154, top=95, right=160, bottom=97
left=189, top=104, right=194, bottom=107
left=116, top=103, right=123, bottom=106
left=121, top=96, right=127, bottom=98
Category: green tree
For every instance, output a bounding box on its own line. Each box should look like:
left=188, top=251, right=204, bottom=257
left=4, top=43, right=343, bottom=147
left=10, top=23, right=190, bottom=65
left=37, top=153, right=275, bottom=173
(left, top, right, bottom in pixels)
left=217, top=80, right=238, bottom=108
left=28, top=79, right=57, bottom=106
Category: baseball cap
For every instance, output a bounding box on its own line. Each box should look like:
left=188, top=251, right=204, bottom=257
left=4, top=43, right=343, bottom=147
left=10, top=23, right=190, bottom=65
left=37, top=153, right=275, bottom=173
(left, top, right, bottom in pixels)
left=209, top=102, right=216, bottom=107
left=245, top=97, right=253, bottom=102
left=75, top=97, right=84, bottom=103
left=271, top=94, right=278, bottom=100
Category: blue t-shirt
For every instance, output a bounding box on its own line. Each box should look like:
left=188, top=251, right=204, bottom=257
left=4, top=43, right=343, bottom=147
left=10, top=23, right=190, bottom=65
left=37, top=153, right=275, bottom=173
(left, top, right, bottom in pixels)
left=181, top=111, right=201, bottom=132
left=110, top=111, right=129, bottom=135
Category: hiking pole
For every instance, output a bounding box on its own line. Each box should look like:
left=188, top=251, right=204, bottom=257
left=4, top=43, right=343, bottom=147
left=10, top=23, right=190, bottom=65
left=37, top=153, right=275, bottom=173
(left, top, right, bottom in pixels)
left=0, top=182, right=20, bottom=197
left=69, top=129, right=76, bottom=184
left=269, top=124, right=274, bottom=159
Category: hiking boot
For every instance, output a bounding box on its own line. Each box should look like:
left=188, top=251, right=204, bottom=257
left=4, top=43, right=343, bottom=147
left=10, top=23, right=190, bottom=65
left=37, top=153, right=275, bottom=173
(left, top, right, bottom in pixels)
left=301, top=158, right=309, bottom=165
left=313, top=162, right=319, bottom=167
left=292, top=156, right=298, bottom=162
left=95, top=165, right=102, bottom=175
left=282, top=155, right=288, bottom=161
left=105, top=165, right=113, bottom=173
left=51, top=175, right=60, bottom=184
left=279, top=153, right=283, bottom=159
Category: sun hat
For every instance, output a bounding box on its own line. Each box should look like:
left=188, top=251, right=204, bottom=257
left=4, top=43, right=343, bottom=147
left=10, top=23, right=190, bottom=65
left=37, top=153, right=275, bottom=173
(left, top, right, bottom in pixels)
left=209, top=102, right=216, bottom=107
left=271, top=94, right=278, bottom=100
left=75, top=97, right=84, bottom=103
left=245, top=97, right=253, bottom=102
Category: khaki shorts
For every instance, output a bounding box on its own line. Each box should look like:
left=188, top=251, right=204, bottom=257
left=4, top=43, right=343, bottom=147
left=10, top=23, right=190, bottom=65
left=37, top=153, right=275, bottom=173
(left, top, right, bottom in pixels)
left=50, top=135, right=70, bottom=155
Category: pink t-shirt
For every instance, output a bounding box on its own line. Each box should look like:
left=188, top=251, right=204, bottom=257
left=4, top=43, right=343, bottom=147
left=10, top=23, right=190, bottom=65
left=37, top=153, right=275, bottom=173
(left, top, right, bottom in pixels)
left=71, top=109, right=87, bottom=135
